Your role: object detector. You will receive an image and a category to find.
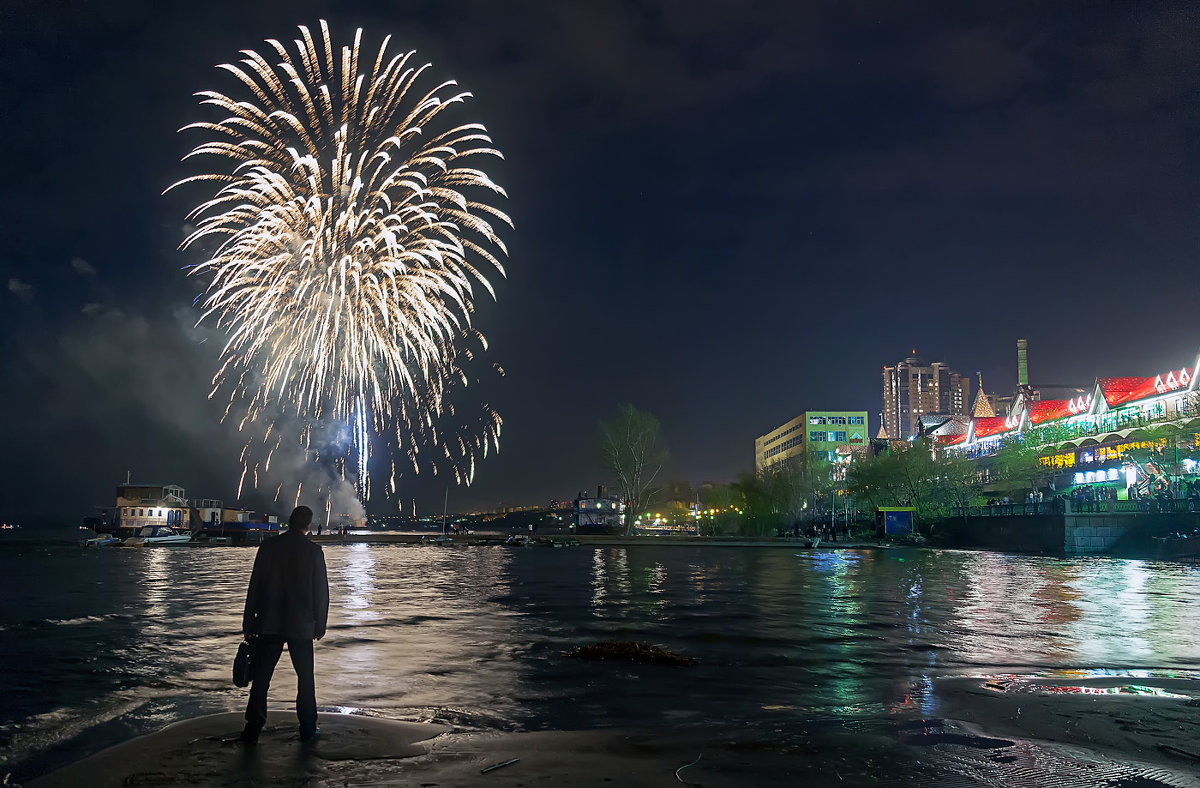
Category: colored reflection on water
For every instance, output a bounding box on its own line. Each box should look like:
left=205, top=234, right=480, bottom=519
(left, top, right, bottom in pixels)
left=3, top=543, right=1200, bottom=777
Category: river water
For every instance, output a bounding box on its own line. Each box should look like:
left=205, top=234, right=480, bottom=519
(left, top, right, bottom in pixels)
left=3, top=536, right=1200, bottom=783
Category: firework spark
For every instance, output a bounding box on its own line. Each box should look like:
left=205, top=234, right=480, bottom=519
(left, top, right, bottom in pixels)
left=171, top=20, right=509, bottom=500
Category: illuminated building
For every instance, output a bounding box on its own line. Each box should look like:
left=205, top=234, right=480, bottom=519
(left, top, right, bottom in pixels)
left=755, top=410, right=870, bottom=472
left=88, top=483, right=279, bottom=540
left=574, top=487, right=626, bottom=534
left=882, top=355, right=971, bottom=440
left=943, top=354, right=1200, bottom=494
left=112, top=482, right=189, bottom=534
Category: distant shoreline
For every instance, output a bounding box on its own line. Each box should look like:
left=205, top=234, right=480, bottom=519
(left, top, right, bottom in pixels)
left=306, top=532, right=884, bottom=550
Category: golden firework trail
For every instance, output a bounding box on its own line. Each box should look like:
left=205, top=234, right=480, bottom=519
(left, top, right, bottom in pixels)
left=170, top=20, right=509, bottom=501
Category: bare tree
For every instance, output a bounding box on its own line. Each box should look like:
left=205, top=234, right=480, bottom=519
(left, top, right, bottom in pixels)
left=599, top=404, right=669, bottom=533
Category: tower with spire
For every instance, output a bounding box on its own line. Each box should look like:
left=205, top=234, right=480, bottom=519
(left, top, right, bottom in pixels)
left=972, top=372, right=996, bottom=418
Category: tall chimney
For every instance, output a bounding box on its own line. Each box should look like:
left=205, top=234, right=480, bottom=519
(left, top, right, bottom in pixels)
left=1017, top=338, right=1029, bottom=386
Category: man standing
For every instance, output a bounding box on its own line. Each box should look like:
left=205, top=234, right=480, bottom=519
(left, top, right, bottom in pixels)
left=240, top=505, right=329, bottom=743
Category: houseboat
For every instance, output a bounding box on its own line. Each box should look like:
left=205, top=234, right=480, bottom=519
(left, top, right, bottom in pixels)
left=84, top=481, right=280, bottom=545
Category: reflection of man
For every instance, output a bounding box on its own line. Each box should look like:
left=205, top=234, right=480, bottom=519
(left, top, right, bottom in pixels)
left=239, top=505, right=329, bottom=743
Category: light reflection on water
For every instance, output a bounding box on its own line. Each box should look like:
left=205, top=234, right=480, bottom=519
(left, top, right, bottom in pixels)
left=3, top=543, right=1200, bottom=775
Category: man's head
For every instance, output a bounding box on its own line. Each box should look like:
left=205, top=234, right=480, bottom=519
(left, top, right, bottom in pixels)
left=289, top=505, right=314, bottom=533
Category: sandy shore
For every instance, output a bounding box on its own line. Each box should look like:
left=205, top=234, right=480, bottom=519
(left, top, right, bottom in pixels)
left=934, top=673, right=1200, bottom=773
left=24, top=683, right=1200, bottom=788
left=25, top=710, right=856, bottom=787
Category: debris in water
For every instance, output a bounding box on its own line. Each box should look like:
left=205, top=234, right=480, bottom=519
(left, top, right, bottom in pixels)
left=562, top=641, right=699, bottom=666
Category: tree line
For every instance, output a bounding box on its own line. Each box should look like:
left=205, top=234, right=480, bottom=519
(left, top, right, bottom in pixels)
left=597, top=404, right=1200, bottom=537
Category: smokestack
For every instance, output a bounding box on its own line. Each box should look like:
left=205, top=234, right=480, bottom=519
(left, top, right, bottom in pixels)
left=1017, top=338, right=1029, bottom=386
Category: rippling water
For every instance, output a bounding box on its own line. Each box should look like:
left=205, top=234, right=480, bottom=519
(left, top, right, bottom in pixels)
left=3, top=538, right=1200, bottom=781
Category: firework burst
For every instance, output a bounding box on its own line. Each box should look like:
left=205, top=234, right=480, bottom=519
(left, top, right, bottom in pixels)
left=171, top=20, right=510, bottom=500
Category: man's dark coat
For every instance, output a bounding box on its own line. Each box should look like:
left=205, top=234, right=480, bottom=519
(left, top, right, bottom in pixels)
left=242, top=528, right=329, bottom=640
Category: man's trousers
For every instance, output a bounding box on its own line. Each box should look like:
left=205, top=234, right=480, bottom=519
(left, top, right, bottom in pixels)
left=243, top=636, right=317, bottom=736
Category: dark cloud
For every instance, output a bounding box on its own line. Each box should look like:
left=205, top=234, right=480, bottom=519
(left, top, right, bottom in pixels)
left=7, top=278, right=33, bottom=302
left=70, top=257, right=96, bottom=276
left=923, top=26, right=1039, bottom=101
left=1, top=0, right=1199, bottom=518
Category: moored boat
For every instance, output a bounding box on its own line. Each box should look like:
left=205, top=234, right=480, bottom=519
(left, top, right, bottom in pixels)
left=123, top=526, right=193, bottom=546
left=1152, top=533, right=1200, bottom=561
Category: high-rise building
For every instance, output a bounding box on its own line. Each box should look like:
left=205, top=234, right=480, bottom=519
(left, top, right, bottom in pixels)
left=881, top=355, right=970, bottom=440
left=755, top=410, right=870, bottom=473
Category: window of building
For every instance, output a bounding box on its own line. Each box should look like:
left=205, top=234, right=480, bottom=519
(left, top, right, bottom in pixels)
left=849, top=416, right=864, bottom=425
left=830, top=416, right=846, bottom=425
left=835, top=431, right=847, bottom=442
left=810, top=431, right=824, bottom=442
left=809, top=416, right=826, bottom=425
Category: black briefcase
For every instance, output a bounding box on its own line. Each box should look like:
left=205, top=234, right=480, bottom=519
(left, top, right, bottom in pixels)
left=233, top=639, right=256, bottom=687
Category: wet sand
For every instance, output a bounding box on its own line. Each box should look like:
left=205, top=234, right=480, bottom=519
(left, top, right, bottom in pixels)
left=25, top=711, right=856, bottom=787
left=935, top=673, right=1200, bottom=775
left=26, top=687, right=1200, bottom=788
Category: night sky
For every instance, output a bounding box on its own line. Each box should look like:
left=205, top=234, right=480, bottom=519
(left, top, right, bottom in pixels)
left=3, top=1, right=1199, bottom=520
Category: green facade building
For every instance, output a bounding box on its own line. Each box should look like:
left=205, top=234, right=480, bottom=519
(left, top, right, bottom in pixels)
left=755, top=410, right=870, bottom=472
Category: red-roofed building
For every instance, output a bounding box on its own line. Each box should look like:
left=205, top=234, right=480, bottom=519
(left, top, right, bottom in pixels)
left=947, top=355, right=1200, bottom=464
left=1097, top=368, right=1193, bottom=409
left=1026, top=399, right=1075, bottom=425
left=970, top=416, right=1018, bottom=441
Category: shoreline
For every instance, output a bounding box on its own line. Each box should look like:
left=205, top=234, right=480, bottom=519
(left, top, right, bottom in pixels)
left=25, top=691, right=1200, bottom=788
left=306, top=532, right=886, bottom=549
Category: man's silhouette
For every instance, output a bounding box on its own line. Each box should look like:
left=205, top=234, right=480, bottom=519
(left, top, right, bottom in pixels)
left=239, top=505, right=329, bottom=743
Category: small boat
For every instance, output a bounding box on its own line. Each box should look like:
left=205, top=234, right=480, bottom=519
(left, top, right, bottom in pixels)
left=505, top=535, right=535, bottom=547
left=123, top=526, right=193, bottom=546
left=1152, top=534, right=1200, bottom=561
left=83, top=534, right=119, bottom=547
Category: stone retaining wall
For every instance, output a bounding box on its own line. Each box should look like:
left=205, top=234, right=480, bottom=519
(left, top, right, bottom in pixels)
left=940, top=513, right=1200, bottom=557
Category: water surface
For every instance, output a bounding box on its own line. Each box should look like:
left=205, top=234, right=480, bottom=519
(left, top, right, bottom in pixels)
left=3, top=539, right=1199, bottom=781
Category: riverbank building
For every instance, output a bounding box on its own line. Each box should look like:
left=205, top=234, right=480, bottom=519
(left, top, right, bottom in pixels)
left=755, top=411, right=870, bottom=473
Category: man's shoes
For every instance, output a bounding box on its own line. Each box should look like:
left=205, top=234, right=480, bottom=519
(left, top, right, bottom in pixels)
left=299, top=728, right=320, bottom=743
left=236, top=727, right=260, bottom=745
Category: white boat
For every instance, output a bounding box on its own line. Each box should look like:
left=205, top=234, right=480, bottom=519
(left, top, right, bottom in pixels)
left=123, top=526, right=193, bottom=546
left=83, top=533, right=120, bottom=547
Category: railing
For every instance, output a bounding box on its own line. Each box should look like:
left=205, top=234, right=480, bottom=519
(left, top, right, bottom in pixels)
left=955, top=503, right=1062, bottom=517
left=1024, top=397, right=1199, bottom=450
left=955, top=498, right=1200, bottom=517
